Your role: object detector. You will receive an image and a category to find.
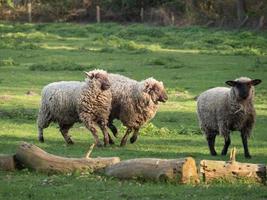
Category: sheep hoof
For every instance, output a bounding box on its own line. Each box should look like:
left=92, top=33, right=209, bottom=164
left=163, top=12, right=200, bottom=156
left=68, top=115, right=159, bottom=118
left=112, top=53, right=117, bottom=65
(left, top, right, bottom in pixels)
left=67, top=140, right=74, bottom=145
left=113, top=132, right=118, bottom=138
left=109, top=140, right=115, bottom=145
left=120, top=141, right=127, bottom=147
left=130, top=136, right=137, bottom=144
left=245, top=154, right=252, bottom=159
left=221, top=151, right=227, bottom=156
left=96, top=142, right=104, bottom=147
left=210, top=151, right=217, bottom=156
left=38, top=136, right=44, bottom=143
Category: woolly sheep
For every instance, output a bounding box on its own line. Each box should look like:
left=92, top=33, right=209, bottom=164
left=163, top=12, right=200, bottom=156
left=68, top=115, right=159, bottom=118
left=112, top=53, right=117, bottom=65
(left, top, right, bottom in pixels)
left=107, top=74, right=168, bottom=146
left=37, top=69, right=112, bottom=146
left=197, top=77, right=262, bottom=158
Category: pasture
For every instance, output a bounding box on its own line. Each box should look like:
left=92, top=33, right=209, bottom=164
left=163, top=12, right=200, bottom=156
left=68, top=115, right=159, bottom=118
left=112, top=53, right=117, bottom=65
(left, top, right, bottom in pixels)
left=0, top=22, right=267, bottom=199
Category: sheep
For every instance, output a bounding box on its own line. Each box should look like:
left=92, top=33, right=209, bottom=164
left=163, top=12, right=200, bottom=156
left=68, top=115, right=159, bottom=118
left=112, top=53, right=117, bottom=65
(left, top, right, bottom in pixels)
left=197, top=77, right=262, bottom=158
left=107, top=74, right=168, bottom=146
left=37, top=69, right=112, bottom=147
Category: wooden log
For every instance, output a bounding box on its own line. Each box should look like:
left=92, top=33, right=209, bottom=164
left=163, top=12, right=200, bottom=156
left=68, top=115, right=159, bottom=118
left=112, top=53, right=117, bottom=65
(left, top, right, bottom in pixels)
left=200, top=148, right=266, bottom=183
left=0, top=154, right=17, bottom=171
left=15, top=142, right=120, bottom=174
left=105, top=157, right=200, bottom=184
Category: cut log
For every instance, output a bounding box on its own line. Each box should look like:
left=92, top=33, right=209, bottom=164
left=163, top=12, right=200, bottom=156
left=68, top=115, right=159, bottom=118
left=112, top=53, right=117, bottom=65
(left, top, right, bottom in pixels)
left=200, top=148, right=266, bottom=183
left=0, top=154, right=17, bottom=171
left=105, top=157, right=200, bottom=184
left=15, top=142, right=120, bottom=174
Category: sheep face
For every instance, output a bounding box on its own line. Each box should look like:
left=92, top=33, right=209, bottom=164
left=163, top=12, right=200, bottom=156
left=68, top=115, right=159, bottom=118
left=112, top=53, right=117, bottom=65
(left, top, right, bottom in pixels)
left=226, top=78, right=261, bottom=101
left=85, top=70, right=111, bottom=90
left=144, top=80, right=168, bottom=104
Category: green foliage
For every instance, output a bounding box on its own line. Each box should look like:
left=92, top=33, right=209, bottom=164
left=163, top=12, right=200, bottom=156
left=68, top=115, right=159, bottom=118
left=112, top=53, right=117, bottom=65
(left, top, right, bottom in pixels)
left=29, top=61, right=96, bottom=71
left=0, top=107, right=37, bottom=121
left=0, top=57, right=16, bottom=66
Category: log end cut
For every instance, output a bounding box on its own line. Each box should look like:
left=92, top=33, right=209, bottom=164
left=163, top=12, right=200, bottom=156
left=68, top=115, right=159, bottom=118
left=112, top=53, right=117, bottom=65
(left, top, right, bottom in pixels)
left=181, top=157, right=200, bottom=184
left=0, top=154, right=17, bottom=171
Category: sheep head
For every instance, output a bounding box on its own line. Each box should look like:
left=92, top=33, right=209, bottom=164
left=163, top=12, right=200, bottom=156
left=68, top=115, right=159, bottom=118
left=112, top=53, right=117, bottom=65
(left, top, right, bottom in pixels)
left=84, top=69, right=111, bottom=90
left=143, top=78, right=168, bottom=104
left=226, top=77, right=262, bottom=101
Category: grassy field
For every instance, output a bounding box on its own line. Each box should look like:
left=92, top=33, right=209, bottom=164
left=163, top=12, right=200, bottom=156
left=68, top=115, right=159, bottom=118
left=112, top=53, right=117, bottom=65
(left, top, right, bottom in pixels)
left=0, top=22, right=267, bottom=200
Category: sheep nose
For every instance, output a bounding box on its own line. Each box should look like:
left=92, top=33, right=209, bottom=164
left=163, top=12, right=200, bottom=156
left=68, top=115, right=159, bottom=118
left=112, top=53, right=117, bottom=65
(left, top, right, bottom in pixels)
left=102, top=82, right=111, bottom=90
left=160, top=94, right=168, bottom=102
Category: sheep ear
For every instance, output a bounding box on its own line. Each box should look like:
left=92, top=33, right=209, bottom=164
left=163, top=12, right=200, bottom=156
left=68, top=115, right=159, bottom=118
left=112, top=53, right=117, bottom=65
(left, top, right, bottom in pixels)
left=225, top=80, right=236, bottom=86
left=84, top=71, right=94, bottom=79
left=143, top=82, right=153, bottom=93
left=251, top=79, right=262, bottom=86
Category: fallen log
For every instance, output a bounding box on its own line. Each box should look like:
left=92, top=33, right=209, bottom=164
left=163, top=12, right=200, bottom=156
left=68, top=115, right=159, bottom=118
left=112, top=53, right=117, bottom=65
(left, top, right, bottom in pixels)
left=0, top=154, right=17, bottom=171
left=200, top=148, right=266, bottom=183
left=105, top=157, right=200, bottom=184
left=15, top=142, right=120, bottom=174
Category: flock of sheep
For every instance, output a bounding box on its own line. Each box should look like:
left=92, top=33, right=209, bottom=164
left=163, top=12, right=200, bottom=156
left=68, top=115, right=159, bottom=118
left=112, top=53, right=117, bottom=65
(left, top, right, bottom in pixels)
left=37, top=69, right=262, bottom=158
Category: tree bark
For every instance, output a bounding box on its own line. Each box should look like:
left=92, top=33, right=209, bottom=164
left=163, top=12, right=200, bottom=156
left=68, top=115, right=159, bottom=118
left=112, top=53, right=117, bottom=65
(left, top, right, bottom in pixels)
left=15, top=142, right=120, bottom=174
left=236, top=0, right=247, bottom=22
left=200, top=148, right=266, bottom=183
left=105, top=157, right=200, bottom=184
left=257, top=16, right=265, bottom=30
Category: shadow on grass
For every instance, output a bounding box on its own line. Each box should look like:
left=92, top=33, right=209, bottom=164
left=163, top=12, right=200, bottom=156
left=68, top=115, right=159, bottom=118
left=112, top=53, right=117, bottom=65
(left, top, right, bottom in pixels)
left=0, top=134, right=256, bottom=163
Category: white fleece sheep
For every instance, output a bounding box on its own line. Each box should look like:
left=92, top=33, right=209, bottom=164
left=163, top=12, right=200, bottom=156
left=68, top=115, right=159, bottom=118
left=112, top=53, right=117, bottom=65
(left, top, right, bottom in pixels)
left=107, top=74, right=168, bottom=146
left=37, top=69, right=112, bottom=146
left=197, top=77, right=262, bottom=158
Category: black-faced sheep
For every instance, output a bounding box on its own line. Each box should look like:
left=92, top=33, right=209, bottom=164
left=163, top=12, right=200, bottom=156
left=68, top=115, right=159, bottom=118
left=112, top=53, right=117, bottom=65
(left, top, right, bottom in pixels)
left=108, top=74, right=168, bottom=146
left=37, top=69, right=112, bottom=146
left=197, top=77, right=262, bottom=158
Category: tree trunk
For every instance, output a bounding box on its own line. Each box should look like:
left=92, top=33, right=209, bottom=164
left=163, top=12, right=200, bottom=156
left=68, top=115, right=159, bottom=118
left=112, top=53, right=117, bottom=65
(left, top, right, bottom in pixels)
left=200, top=148, right=266, bottom=183
left=15, top=142, right=120, bottom=174
left=105, top=157, right=200, bottom=184
left=0, top=154, right=17, bottom=171
left=236, top=0, right=247, bottom=22
left=257, top=16, right=265, bottom=30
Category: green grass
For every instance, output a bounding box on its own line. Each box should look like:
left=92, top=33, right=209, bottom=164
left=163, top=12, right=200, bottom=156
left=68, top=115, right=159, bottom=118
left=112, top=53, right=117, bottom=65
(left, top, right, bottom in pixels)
left=0, top=22, right=267, bottom=200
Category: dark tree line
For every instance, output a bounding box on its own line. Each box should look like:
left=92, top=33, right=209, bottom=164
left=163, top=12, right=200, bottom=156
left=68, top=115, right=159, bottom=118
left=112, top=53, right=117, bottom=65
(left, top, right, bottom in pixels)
left=0, top=0, right=266, bottom=29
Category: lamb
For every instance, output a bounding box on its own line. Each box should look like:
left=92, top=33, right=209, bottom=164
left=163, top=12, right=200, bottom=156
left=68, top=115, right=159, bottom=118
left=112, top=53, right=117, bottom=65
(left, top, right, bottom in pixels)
left=37, top=69, right=112, bottom=146
left=107, top=74, right=168, bottom=146
left=197, top=77, right=262, bottom=158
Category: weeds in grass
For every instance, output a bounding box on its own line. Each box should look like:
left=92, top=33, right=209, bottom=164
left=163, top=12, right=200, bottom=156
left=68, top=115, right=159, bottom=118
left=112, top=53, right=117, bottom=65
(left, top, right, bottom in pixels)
left=0, top=37, right=40, bottom=50
left=148, top=56, right=186, bottom=69
left=248, top=57, right=267, bottom=72
left=29, top=61, right=96, bottom=71
left=106, top=68, right=126, bottom=73
left=0, top=57, right=17, bottom=66
left=0, top=107, right=37, bottom=121
left=140, top=123, right=202, bottom=136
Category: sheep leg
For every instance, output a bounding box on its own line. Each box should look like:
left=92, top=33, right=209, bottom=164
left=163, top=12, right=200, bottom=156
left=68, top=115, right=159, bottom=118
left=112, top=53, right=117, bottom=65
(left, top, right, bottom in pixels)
left=59, top=124, right=74, bottom=145
left=221, top=136, right=231, bottom=156
left=241, top=132, right=251, bottom=159
left=108, top=134, right=115, bottom=145
left=206, top=134, right=217, bottom=156
left=83, top=121, right=103, bottom=147
left=130, top=128, right=140, bottom=144
left=120, top=128, right=132, bottom=147
left=99, top=122, right=110, bottom=146
left=37, top=112, right=51, bottom=143
left=108, top=121, right=118, bottom=138
left=38, top=127, right=44, bottom=143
